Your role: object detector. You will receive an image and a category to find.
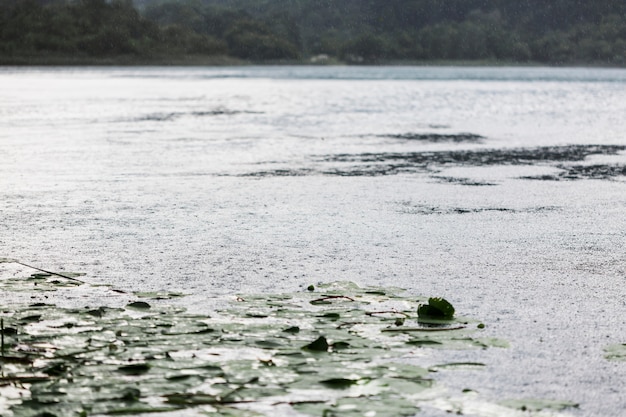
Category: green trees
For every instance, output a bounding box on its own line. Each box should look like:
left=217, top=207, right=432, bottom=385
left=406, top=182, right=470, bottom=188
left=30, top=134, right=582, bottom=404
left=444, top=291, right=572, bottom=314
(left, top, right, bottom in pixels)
left=143, top=1, right=300, bottom=60
left=0, top=0, right=160, bottom=58
left=225, top=19, right=299, bottom=60
left=0, top=0, right=624, bottom=64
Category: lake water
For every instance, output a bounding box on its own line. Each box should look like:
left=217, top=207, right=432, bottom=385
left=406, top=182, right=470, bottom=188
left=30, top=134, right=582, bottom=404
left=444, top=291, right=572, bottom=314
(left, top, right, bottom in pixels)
left=1, top=66, right=625, bottom=416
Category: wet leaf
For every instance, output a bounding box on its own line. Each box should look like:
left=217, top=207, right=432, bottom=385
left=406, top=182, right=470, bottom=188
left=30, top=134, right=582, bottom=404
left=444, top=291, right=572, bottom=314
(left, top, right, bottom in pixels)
left=126, top=301, right=151, bottom=310
left=430, top=362, right=486, bottom=371
left=135, top=291, right=185, bottom=300
left=319, top=378, right=359, bottom=388
left=117, top=363, right=150, bottom=375
left=417, top=297, right=455, bottom=320
left=302, top=336, right=329, bottom=352
left=500, top=398, right=579, bottom=411
left=604, top=343, right=626, bottom=361
left=0, top=279, right=517, bottom=417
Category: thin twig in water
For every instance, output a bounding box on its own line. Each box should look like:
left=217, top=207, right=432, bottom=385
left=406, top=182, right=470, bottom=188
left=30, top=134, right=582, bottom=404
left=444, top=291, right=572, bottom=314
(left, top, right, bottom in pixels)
left=15, top=261, right=85, bottom=284
left=366, top=310, right=411, bottom=318
left=273, top=400, right=328, bottom=406
left=337, top=321, right=363, bottom=329
left=310, top=295, right=355, bottom=304
left=382, top=326, right=466, bottom=332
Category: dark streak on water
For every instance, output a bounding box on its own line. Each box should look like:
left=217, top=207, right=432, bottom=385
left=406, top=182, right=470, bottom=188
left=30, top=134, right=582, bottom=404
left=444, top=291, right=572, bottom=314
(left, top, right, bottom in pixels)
left=324, top=144, right=626, bottom=165
left=431, top=176, right=497, bottom=186
left=243, top=145, right=626, bottom=180
left=376, top=132, right=484, bottom=143
left=129, top=108, right=263, bottom=122
left=397, top=203, right=556, bottom=215
left=522, top=164, right=626, bottom=181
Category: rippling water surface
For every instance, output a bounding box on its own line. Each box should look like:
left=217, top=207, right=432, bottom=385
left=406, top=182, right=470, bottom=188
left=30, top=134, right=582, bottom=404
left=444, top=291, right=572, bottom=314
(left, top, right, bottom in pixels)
left=1, top=66, right=625, bottom=416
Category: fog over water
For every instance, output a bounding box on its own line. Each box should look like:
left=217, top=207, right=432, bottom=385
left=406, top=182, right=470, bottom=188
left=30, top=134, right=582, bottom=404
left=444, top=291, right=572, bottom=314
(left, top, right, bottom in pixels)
left=1, top=66, right=625, bottom=416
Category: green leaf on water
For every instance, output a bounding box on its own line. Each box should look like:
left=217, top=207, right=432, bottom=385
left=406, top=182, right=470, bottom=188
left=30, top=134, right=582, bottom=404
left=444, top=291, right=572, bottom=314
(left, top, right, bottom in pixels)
left=282, top=326, right=300, bottom=333
left=302, top=335, right=330, bottom=352
left=319, top=377, right=359, bottom=388
left=117, top=363, right=150, bottom=375
left=430, top=362, right=486, bottom=371
left=500, top=398, right=579, bottom=411
left=604, top=343, right=626, bottom=361
left=119, top=387, right=141, bottom=402
left=135, top=291, right=186, bottom=300
left=407, top=339, right=444, bottom=347
left=418, top=297, right=455, bottom=320
left=126, top=301, right=151, bottom=310
left=0, top=279, right=520, bottom=417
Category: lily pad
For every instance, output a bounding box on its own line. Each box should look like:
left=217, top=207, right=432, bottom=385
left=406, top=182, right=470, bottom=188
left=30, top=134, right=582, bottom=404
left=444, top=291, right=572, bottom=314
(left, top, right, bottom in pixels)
left=302, top=336, right=330, bottom=352
left=126, top=301, right=151, bottom=310
left=418, top=297, right=455, bottom=320
left=604, top=343, right=626, bottom=361
left=500, top=398, right=579, bottom=411
left=0, top=279, right=518, bottom=417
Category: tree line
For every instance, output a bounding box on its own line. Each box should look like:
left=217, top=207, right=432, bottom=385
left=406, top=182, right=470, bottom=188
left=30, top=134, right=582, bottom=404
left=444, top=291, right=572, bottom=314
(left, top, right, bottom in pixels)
left=1, top=0, right=625, bottom=64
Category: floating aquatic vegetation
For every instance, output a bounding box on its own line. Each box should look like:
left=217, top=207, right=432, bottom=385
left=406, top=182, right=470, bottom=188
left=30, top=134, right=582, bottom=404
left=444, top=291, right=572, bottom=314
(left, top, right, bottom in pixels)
left=499, top=398, right=580, bottom=412
left=603, top=343, right=626, bottom=361
left=0, top=265, right=576, bottom=417
left=417, top=297, right=456, bottom=321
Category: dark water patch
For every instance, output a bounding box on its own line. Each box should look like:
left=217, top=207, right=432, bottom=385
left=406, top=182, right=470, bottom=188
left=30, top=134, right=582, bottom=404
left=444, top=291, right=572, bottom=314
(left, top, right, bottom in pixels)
left=324, top=145, right=626, bottom=167
left=130, top=108, right=262, bottom=123
left=241, top=168, right=314, bottom=177
left=398, top=203, right=556, bottom=215
left=191, top=109, right=263, bottom=117
left=320, top=164, right=412, bottom=177
left=239, top=145, right=626, bottom=178
left=313, top=145, right=626, bottom=177
left=138, top=112, right=181, bottom=122
left=522, top=164, right=626, bottom=181
left=378, top=133, right=484, bottom=143
left=432, top=176, right=497, bottom=186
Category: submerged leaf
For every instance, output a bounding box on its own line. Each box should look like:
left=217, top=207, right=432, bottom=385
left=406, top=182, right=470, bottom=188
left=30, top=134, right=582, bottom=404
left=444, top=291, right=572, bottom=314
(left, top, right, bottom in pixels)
left=119, top=387, right=141, bottom=402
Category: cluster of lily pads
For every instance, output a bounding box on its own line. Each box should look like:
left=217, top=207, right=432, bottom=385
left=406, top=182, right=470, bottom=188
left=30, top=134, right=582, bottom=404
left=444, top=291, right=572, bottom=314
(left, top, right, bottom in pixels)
left=0, top=262, right=584, bottom=417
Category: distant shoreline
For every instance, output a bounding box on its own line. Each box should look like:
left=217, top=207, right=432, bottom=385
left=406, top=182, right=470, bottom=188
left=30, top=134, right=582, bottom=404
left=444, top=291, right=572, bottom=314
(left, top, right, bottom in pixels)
left=1, top=54, right=624, bottom=68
